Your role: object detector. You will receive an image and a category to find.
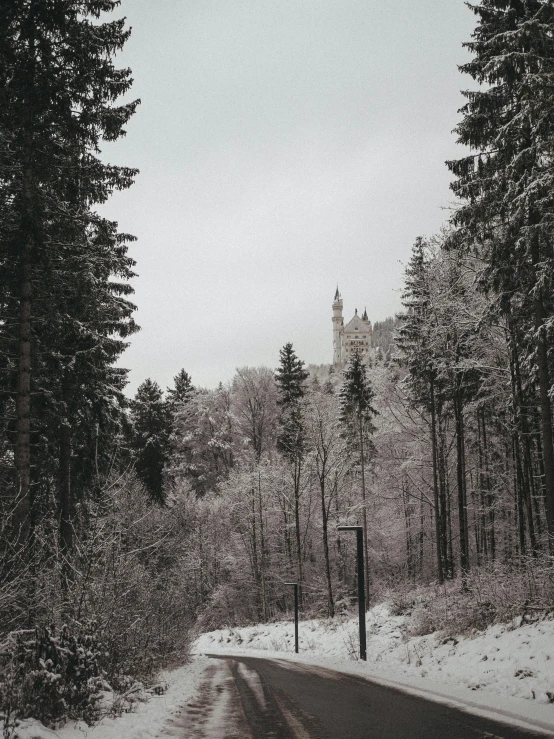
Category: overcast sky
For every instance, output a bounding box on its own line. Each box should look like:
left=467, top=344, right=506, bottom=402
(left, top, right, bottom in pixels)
left=100, top=0, right=476, bottom=394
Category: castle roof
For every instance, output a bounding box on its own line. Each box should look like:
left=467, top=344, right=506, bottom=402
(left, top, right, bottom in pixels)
left=344, top=313, right=369, bottom=334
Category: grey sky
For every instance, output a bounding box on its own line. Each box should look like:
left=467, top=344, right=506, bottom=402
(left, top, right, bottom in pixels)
left=101, top=0, right=476, bottom=393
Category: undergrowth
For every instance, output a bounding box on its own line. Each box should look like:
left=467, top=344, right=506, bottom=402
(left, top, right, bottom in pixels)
left=385, top=556, right=554, bottom=638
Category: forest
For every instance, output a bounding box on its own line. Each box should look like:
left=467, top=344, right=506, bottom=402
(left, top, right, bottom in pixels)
left=1, top=0, right=554, bottom=731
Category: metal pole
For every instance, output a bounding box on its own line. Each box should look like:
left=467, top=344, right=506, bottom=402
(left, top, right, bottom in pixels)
left=356, top=528, right=367, bottom=661
left=293, top=584, right=299, bottom=653
left=285, top=582, right=299, bottom=653
left=337, top=525, right=367, bottom=661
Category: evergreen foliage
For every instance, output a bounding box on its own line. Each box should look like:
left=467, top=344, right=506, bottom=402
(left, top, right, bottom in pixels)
left=0, top=624, right=106, bottom=728
left=130, top=380, right=170, bottom=504
left=371, top=316, right=397, bottom=354
left=274, top=343, right=309, bottom=604
left=0, top=0, right=139, bottom=554
left=275, top=343, right=308, bottom=458
left=447, top=0, right=554, bottom=543
left=167, top=369, right=194, bottom=409
left=339, top=352, right=377, bottom=601
left=339, top=353, right=377, bottom=435
left=275, top=343, right=309, bottom=406
left=395, top=238, right=438, bottom=411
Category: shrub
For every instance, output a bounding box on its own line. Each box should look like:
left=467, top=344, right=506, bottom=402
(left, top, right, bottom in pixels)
left=402, top=557, right=554, bottom=639
left=0, top=475, right=195, bottom=733
left=0, top=623, right=107, bottom=732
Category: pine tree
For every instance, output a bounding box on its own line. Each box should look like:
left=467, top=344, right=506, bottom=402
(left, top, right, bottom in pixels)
left=447, top=0, right=554, bottom=545
left=396, top=238, right=448, bottom=581
left=0, top=1, right=139, bottom=550
left=275, top=343, right=308, bottom=604
left=167, top=369, right=194, bottom=410
left=130, top=380, right=170, bottom=504
left=339, top=352, right=376, bottom=603
left=275, top=344, right=308, bottom=462
left=275, top=343, right=309, bottom=407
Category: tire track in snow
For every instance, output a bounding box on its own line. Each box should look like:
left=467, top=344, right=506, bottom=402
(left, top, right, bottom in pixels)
left=162, top=660, right=252, bottom=738
left=161, top=657, right=320, bottom=738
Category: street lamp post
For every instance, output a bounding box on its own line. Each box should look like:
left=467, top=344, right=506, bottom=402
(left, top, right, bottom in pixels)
left=285, top=582, right=299, bottom=653
left=337, top=525, right=367, bottom=661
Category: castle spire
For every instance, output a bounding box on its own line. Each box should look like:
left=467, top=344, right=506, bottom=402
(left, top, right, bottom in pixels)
left=332, top=285, right=344, bottom=365
left=362, top=307, right=368, bottom=322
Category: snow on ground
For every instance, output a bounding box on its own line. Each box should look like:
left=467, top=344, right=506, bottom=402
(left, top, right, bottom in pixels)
left=196, top=603, right=554, bottom=708
left=9, top=655, right=211, bottom=739
left=8, top=604, right=554, bottom=738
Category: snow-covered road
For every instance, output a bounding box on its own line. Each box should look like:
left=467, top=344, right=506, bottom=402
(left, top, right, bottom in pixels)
left=196, top=604, right=554, bottom=705
left=162, top=659, right=258, bottom=738
left=12, top=603, right=554, bottom=739
left=12, top=651, right=554, bottom=739
left=167, top=653, right=554, bottom=738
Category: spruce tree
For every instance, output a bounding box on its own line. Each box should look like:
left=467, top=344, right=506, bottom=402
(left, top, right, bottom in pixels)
left=167, top=369, right=194, bottom=410
left=0, top=1, right=139, bottom=551
left=275, top=343, right=309, bottom=407
left=339, top=352, right=376, bottom=604
left=447, top=0, right=554, bottom=544
left=275, top=344, right=308, bottom=463
left=396, top=238, right=447, bottom=581
left=275, top=343, right=308, bottom=604
left=130, top=380, right=170, bottom=504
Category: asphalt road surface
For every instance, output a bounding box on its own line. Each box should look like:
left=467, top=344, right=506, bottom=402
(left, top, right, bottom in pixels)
left=162, top=654, right=552, bottom=739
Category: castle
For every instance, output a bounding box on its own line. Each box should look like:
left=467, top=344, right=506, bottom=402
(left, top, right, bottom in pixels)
left=332, top=287, right=372, bottom=365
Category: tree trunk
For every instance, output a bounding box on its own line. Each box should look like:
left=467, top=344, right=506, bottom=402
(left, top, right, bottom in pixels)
left=533, top=301, right=554, bottom=549
left=530, top=233, right=554, bottom=549
left=257, top=471, right=267, bottom=621
left=281, top=500, right=293, bottom=569
left=508, top=324, right=538, bottom=555
left=480, top=410, right=496, bottom=560
left=250, top=482, right=260, bottom=616
left=320, top=475, right=335, bottom=617
left=293, top=457, right=304, bottom=608
left=513, top=435, right=527, bottom=556
left=438, top=416, right=453, bottom=578
left=14, top=159, right=33, bottom=549
left=429, top=378, right=444, bottom=583
left=476, top=410, right=486, bottom=562
left=454, top=387, right=470, bottom=586
left=334, top=473, right=346, bottom=583
left=59, top=411, right=73, bottom=610
left=402, top=478, right=415, bottom=581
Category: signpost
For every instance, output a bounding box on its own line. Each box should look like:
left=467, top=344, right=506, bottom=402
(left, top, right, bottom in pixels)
left=337, top=525, right=367, bottom=660
left=285, top=582, right=299, bottom=653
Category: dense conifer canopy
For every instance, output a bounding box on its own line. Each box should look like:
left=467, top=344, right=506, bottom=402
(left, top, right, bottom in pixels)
left=275, top=342, right=309, bottom=406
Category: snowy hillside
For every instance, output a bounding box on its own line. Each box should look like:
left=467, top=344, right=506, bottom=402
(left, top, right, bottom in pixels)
left=195, top=603, right=554, bottom=706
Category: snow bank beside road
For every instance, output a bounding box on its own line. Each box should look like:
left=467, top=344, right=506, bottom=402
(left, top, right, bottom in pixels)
left=9, top=656, right=211, bottom=739
left=8, top=604, right=554, bottom=738
left=195, top=603, right=554, bottom=706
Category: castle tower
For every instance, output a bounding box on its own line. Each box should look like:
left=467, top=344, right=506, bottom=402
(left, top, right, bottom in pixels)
left=332, top=286, right=344, bottom=364
left=362, top=307, right=372, bottom=349
left=332, top=292, right=372, bottom=365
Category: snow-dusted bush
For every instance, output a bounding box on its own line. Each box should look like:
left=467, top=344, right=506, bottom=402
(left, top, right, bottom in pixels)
left=0, top=623, right=106, bottom=733
left=0, top=474, right=195, bottom=732
left=403, top=557, right=554, bottom=638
